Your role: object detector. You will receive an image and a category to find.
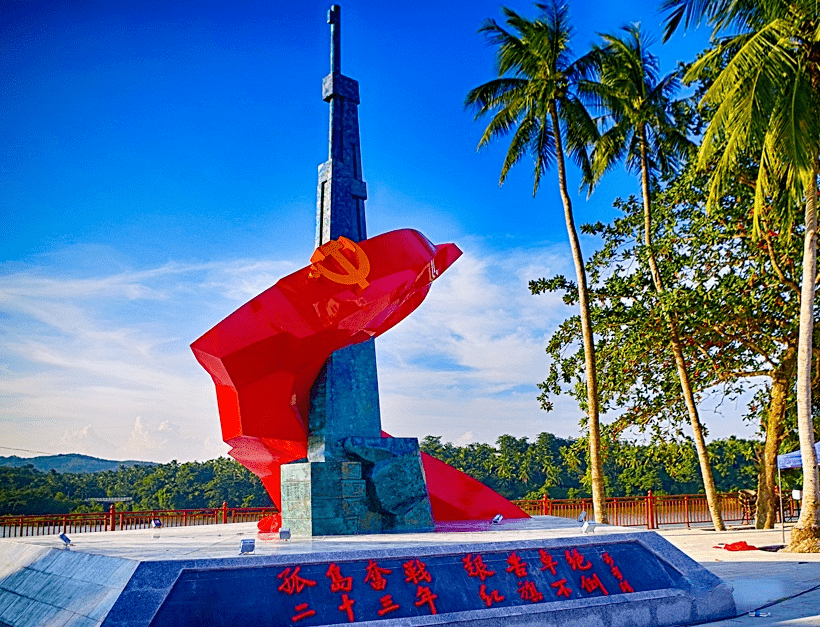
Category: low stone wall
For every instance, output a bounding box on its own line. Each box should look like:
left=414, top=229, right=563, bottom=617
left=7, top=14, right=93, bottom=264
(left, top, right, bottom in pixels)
left=0, top=541, right=138, bottom=626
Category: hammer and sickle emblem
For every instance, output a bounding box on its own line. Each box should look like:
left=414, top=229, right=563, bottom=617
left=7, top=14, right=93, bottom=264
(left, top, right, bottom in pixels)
left=309, top=236, right=371, bottom=290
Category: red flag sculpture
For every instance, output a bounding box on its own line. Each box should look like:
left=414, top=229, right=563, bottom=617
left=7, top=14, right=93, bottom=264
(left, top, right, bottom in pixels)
left=192, top=228, right=528, bottom=523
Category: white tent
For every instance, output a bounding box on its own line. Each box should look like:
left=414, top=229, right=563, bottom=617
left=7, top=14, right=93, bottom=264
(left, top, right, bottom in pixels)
left=777, top=441, right=820, bottom=469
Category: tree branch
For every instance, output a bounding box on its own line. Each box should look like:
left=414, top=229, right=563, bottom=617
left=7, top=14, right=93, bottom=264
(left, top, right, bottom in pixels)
left=761, top=227, right=800, bottom=295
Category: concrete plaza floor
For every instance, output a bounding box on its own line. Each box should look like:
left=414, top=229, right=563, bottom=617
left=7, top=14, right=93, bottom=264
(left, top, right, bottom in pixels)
left=653, top=525, right=820, bottom=626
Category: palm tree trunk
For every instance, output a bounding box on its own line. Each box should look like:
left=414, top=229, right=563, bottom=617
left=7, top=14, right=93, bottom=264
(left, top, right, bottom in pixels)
left=550, top=103, right=608, bottom=524
left=790, top=160, right=820, bottom=550
left=757, top=353, right=793, bottom=529
left=639, top=127, right=726, bottom=530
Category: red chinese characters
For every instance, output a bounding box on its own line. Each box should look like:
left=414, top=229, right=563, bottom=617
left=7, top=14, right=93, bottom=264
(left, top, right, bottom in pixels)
left=337, top=593, right=355, bottom=622
left=551, top=578, right=573, bottom=598
left=364, top=560, right=393, bottom=591
left=602, top=552, right=635, bottom=593
left=580, top=573, right=609, bottom=596
left=403, top=559, right=432, bottom=585
left=277, top=566, right=319, bottom=623
left=277, top=566, right=318, bottom=595
left=291, top=602, right=316, bottom=623
left=463, top=554, right=496, bottom=581
left=505, top=552, right=529, bottom=578
left=414, top=586, right=438, bottom=614
left=324, top=563, right=357, bottom=621
left=564, top=548, right=592, bottom=571
left=506, top=550, right=544, bottom=605
left=479, top=584, right=505, bottom=607
left=463, top=553, right=503, bottom=608
left=366, top=560, right=400, bottom=615
left=365, top=560, right=401, bottom=616
left=377, top=594, right=400, bottom=616
left=539, top=549, right=558, bottom=576
left=402, top=559, right=437, bottom=615
left=326, top=563, right=353, bottom=593
left=273, top=548, right=642, bottom=622
left=517, top=579, right=544, bottom=603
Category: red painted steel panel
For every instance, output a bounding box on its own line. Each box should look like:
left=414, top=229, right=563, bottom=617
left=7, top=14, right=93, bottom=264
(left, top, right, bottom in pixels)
left=420, top=452, right=529, bottom=521
left=192, top=228, right=528, bottom=525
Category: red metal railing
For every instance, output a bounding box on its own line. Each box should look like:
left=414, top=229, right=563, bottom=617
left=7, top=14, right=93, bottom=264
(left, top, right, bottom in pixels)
left=0, top=502, right=278, bottom=538
left=512, top=491, right=798, bottom=528
left=2, top=493, right=799, bottom=537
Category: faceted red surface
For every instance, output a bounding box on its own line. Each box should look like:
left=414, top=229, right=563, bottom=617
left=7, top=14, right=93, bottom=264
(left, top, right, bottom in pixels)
left=421, top=451, right=530, bottom=522
left=191, top=228, right=528, bottom=523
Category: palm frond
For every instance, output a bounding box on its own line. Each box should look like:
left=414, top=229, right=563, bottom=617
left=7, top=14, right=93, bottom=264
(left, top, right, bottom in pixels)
left=466, top=1, right=596, bottom=195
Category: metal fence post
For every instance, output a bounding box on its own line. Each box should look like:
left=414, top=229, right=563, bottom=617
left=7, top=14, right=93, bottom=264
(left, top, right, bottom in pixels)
left=222, top=501, right=228, bottom=524
left=109, top=503, right=116, bottom=532
left=644, top=492, right=650, bottom=529
left=646, top=491, right=657, bottom=529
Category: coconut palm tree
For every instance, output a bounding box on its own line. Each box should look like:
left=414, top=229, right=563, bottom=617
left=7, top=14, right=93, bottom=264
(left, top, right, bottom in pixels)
left=663, top=0, right=820, bottom=548
left=580, top=26, right=725, bottom=530
left=465, top=1, right=608, bottom=523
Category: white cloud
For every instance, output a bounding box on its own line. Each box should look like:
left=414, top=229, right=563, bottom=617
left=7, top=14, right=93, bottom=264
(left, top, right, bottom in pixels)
left=456, top=431, right=474, bottom=445
left=117, top=416, right=225, bottom=462
left=0, top=260, right=248, bottom=462
left=0, top=236, right=756, bottom=463
left=56, top=424, right=115, bottom=457
left=375, top=237, right=581, bottom=444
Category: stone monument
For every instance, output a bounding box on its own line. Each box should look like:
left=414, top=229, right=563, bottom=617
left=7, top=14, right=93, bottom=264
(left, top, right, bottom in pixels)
left=278, top=5, right=436, bottom=537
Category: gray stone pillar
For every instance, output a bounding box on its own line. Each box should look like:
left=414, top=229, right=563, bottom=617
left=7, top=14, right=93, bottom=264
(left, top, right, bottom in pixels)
left=310, top=3, right=381, bottom=463
left=280, top=5, right=433, bottom=537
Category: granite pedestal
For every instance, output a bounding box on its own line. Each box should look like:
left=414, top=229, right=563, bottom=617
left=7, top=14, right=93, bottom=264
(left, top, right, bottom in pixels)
left=0, top=516, right=736, bottom=627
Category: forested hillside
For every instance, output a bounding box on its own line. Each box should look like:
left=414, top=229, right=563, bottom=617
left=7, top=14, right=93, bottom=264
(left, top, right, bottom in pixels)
left=420, top=433, right=761, bottom=500
left=0, top=454, right=156, bottom=474
left=0, top=433, right=765, bottom=516
left=0, top=457, right=271, bottom=515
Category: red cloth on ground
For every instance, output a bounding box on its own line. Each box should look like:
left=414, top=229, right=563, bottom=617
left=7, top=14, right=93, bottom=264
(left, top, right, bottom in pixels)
left=714, top=541, right=757, bottom=551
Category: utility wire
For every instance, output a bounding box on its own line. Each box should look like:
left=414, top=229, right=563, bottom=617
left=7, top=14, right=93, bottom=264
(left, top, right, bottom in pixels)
left=0, top=445, right=56, bottom=456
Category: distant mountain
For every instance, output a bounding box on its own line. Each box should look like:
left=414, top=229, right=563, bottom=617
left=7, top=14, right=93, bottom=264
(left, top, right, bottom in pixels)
left=0, top=453, right=157, bottom=474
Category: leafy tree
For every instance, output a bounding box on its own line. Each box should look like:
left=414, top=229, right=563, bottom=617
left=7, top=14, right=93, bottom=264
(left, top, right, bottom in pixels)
left=1, top=440, right=762, bottom=516
left=204, top=457, right=271, bottom=508
left=709, top=437, right=759, bottom=492
left=663, top=0, right=820, bottom=549
left=0, top=458, right=271, bottom=515
left=420, top=432, right=757, bottom=500
left=613, top=436, right=701, bottom=495
left=465, top=1, right=608, bottom=522
left=533, top=159, right=815, bottom=526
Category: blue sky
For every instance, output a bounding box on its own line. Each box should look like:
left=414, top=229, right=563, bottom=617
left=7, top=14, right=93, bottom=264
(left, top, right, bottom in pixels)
left=0, top=1, right=758, bottom=463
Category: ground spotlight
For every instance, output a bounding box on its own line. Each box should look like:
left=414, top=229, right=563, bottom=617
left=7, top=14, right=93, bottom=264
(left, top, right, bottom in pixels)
left=240, top=539, right=255, bottom=555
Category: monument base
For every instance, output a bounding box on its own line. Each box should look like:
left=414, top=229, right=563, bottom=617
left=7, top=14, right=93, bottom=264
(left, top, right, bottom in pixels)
left=281, top=437, right=435, bottom=536
left=0, top=517, right=736, bottom=627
